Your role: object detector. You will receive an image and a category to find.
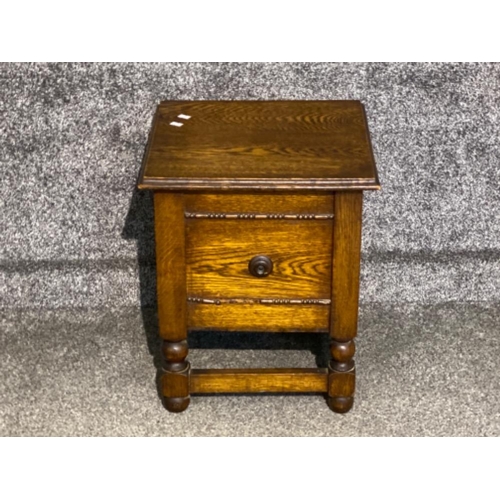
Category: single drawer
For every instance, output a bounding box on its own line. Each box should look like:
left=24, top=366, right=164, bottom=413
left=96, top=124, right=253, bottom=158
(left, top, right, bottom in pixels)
left=186, top=218, right=332, bottom=299
left=184, top=193, right=333, bottom=332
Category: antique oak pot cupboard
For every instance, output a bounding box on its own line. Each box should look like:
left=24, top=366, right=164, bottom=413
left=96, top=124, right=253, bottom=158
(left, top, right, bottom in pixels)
left=137, top=100, right=380, bottom=413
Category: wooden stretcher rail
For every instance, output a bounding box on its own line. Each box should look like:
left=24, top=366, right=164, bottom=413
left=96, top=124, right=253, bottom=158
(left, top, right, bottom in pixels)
left=189, top=368, right=328, bottom=394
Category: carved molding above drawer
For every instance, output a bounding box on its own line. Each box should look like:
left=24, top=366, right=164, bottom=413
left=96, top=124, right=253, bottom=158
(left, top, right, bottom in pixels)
left=185, top=212, right=333, bottom=220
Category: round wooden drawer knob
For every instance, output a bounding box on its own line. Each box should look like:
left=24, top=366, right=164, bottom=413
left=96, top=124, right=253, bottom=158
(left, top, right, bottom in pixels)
left=248, top=255, right=273, bottom=278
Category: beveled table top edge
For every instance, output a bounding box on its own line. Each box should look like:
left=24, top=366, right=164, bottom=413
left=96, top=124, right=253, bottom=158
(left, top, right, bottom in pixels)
left=137, top=176, right=381, bottom=191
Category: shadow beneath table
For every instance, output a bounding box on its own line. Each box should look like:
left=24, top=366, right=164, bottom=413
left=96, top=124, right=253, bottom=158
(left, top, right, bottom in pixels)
left=188, top=331, right=330, bottom=368
left=122, top=188, right=157, bottom=344
left=122, top=188, right=163, bottom=402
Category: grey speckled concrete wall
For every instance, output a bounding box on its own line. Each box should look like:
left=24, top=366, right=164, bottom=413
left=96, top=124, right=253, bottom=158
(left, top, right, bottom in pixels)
left=1, top=62, right=499, bottom=308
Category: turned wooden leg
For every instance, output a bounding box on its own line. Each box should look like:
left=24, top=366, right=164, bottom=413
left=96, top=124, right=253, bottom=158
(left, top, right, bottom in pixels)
left=328, top=191, right=362, bottom=413
left=162, top=340, right=190, bottom=412
left=155, top=192, right=190, bottom=413
left=328, top=339, right=355, bottom=413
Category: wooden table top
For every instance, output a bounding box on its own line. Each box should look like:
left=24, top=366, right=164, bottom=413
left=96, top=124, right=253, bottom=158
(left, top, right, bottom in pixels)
left=138, top=100, right=379, bottom=191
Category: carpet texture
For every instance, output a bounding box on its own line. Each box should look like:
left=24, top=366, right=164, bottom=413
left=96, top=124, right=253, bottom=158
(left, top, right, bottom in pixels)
left=1, top=63, right=499, bottom=436
left=1, top=303, right=499, bottom=436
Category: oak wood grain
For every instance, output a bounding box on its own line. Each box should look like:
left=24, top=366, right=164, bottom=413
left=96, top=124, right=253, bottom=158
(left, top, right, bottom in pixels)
left=162, top=340, right=188, bottom=372
left=328, top=369, right=355, bottom=398
left=190, top=368, right=328, bottom=393
left=154, top=193, right=187, bottom=342
left=186, top=218, right=332, bottom=299
left=138, top=101, right=379, bottom=191
left=187, top=302, right=330, bottom=332
left=161, top=365, right=190, bottom=412
left=138, top=100, right=379, bottom=412
left=327, top=397, right=353, bottom=413
left=162, top=366, right=190, bottom=398
left=327, top=366, right=356, bottom=414
left=330, top=191, right=363, bottom=341
left=184, top=193, right=334, bottom=215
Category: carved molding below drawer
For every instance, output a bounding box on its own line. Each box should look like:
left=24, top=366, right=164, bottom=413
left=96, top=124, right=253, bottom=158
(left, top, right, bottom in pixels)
left=187, top=297, right=331, bottom=305
left=185, top=212, right=333, bottom=220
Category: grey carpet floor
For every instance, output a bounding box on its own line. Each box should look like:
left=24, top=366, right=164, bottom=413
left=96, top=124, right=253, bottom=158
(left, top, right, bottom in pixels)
left=1, top=302, right=499, bottom=436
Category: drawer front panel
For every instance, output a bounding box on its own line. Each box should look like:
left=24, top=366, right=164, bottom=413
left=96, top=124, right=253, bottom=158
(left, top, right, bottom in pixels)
left=186, top=218, right=333, bottom=300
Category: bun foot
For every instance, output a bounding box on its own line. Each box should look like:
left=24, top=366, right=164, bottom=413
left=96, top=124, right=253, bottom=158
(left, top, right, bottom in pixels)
left=163, top=396, right=190, bottom=413
left=327, top=396, right=353, bottom=414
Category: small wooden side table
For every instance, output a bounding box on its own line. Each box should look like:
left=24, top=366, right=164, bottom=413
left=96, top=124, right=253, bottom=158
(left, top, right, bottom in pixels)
left=138, top=100, right=379, bottom=413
